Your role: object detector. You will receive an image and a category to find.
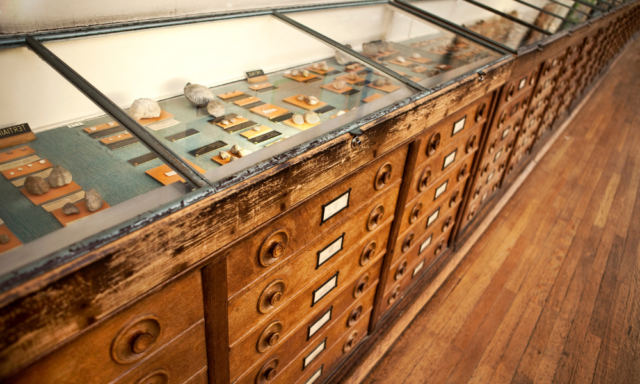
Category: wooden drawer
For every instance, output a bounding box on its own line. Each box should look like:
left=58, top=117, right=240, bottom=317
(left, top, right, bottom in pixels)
left=7, top=271, right=204, bottom=384
left=483, top=133, right=514, bottom=166
left=391, top=182, right=463, bottom=268
left=233, top=279, right=377, bottom=383
left=229, top=244, right=384, bottom=345
left=293, top=309, right=371, bottom=384
left=382, top=230, right=452, bottom=313
left=414, top=94, right=491, bottom=167
left=184, top=368, right=208, bottom=384
left=227, top=214, right=392, bottom=356
left=112, top=321, right=207, bottom=384
left=226, top=146, right=407, bottom=297
left=399, top=152, right=474, bottom=235
left=487, top=107, right=525, bottom=146
left=408, top=122, right=482, bottom=203
left=493, top=87, right=532, bottom=130
left=494, top=69, right=538, bottom=112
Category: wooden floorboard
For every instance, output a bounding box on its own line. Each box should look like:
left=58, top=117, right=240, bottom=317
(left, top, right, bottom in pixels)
left=361, top=37, right=640, bottom=384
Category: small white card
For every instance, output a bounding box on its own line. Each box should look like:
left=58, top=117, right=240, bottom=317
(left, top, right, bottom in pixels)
left=419, top=235, right=433, bottom=254
left=434, top=180, right=448, bottom=200
left=443, top=150, right=457, bottom=170
left=317, top=235, right=344, bottom=267
left=322, top=190, right=350, bottom=223
left=519, top=78, right=527, bottom=89
left=502, top=128, right=510, bottom=139
left=494, top=149, right=503, bottom=162
left=487, top=170, right=495, bottom=183
left=413, top=260, right=425, bottom=277
left=304, top=340, right=326, bottom=368
left=146, top=118, right=180, bottom=131
left=452, top=116, right=466, bottom=136
left=306, top=367, right=323, bottom=384
left=482, top=192, right=488, bottom=202
left=164, top=171, right=177, bottom=177
left=67, top=121, right=83, bottom=128
left=313, top=274, right=338, bottom=305
left=308, top=308, right=332, bottom=338
left=427, top=209, right=440, bottom=228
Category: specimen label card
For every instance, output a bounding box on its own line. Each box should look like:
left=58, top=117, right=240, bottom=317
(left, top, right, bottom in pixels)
left=420, top=235, right=433, bottom=254
left=0, top=146, right=35, bottom=164
left=165, top=129, right=199, bottom=142
left=41, top=191, right=85, bottom=212
left=107, top=137, right=140, bottom=150
left=147, top=118, right=180, bottom=131
left=2, top=159, right=52, bottom=180
left=0, top=123, right=33, bottom=140
left=305, top=367, right=323, bottom=384
left=0, top=155, right=40, bottom=172
left=316, top=234, right=344, bottom=268
left=308, top=308, right=332, bottom=338
left=413, top=259, right=425, bottom=277
left=304, top=340, right=326, bottom=368
left=322, top=190, right=350, bottom=223
left=188, top=141, right=228, bottom=157
left=88, top=126, right=126, bottom=139
left=312, top=273, right=338, bottom=305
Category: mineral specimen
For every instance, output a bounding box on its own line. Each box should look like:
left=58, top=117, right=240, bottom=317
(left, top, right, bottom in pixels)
left=84, top=189, right=104, bottom=212
left=24, top=176, right=49, bottom=195
left=48, top=165, right=72, bottom=188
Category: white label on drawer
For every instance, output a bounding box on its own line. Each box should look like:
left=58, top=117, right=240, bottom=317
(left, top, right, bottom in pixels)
left=487, top=170, right=495, bottom=183
left=304, top=339, right=326, bottom=368
left=321, top=189, right=351, bottom=224
left=443, top=149, right=457, bottom=170
left=317, top=234, right=344, bottom=268
left=434, top=180, right=448, bottom=200
left=312, top=273, right=339, bottom=306
left=452, top=116, right=466, bottom=136
left=426, top=208, right=440, bottom=228
left=308, top=308, right=332, bottom=338
left=482, top=192, right=488, bottom=203
left=305, top=366, right=324, bottom=384
left=519, top=78, right=527, bottom=90
left=494, top=148, right=503, bottom=162
left=413, top=259, right=426, bottom=277
left=502, top=127, right=510, bottom=139
left=523, top=137, right=529, bottom=145
left=164, top=171, right=177, bottom=177
left=419, top=234, right=433, bottom=254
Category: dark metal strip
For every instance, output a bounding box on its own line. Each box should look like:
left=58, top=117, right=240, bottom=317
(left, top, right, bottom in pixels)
left=248, top=130, right=282, bottom=144
left=128, top=152, right=159, bottom=166
left=165, top=128, right=200, bottom=142
left=106, top=137, right=140, bottom=150
left=24, top=36, right=208, bottom=189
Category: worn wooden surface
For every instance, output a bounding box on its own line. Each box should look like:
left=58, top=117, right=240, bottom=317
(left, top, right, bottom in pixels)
left=360, top=34, right=640, bottom=384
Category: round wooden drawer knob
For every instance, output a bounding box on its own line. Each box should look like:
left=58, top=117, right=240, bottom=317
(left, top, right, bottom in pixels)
left=257, top=357, right=280, bottom=384
left=476, top=103, right=486, bottom=122
left=466, top=135, right=477, bottom=154
left=135, top=368, right=169, bottom=384
left=497, top=112, right=506, bottom=129
left=132, top=333, right=155, bottom=354
left=360, top=241, right=376, bottom=266
left=395, top=260, right=407, bottom=280
left=257, top=321, right=284, bottom=353
left=435, top=239, right=445, bottom=255
left=442, top=216, right=453, bottom=232
left=427, top=132, right=441, bottom=156
left=457, top=164, right=468, bottom=181
left=354, top=273, right=370, bottom=298
left=410, top=203, right=422, bottom=224
left=388, top=286, right=400, bottom=305
left=112, top=316, right=161, bottom=364
left=348, top=306, right=363, bottom=327
left=258, top=279, right=286, bottom=314
left=269, top=292, right=282, bottom=306
left=402, top=233, right=414, bottom=253
left=505, top=84, right=515, bottom=102
left=367, top=204, right=385, bottom=231
left=375, top=162, right=393, bottom=191
left=258, top=229, right=290, bottom=268
left=343, top=331, right=359, bottom=354
left=419, top=167, right=432, bottom=192
left=450, top=190, right=459, bottom=208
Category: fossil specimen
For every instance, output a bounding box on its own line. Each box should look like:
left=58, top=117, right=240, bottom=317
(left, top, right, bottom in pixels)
left=184, top=83, right=215, bottom=107
left=129, top=98, right=161, bottom=120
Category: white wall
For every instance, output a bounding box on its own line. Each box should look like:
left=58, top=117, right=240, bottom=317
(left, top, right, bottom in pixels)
left=0, top=0, right=363, bottom=35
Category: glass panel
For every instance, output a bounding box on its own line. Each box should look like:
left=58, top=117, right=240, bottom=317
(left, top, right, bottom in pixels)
left=0, top=46, right=189, bottom=260
left=408, top=0, right=550, bottom=50
left=539, top=0, right=593, bottom=23
left=44, top=15, right=418, bottom=184
left=472, top=0, right=571, bottom=33
left=286, top=4, right=505, bottom=89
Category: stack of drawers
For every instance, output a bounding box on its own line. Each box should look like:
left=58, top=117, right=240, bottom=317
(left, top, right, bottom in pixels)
left=376, top=94, right=492, bottom=318
left=7, top=271, right=209, bottom=384
left=459, top=71, right=535, bottom=232
left=218, top=146, right=408, bottom=384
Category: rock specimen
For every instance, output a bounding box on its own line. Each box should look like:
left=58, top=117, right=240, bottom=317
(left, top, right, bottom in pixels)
left=220, top=151, right=230, bottom=160
left=332, top=80, right=346, bottom=90
left=411, top=52, right=422, bottom=59
left=62, top=202, right=80, bottom=215
left=373, top=78, right=392, bottom=87
left=230, top=144, right=249, bottom=157
left=84, top=189, right=103, bottom=212
left=311, top=63, right=319, bottom=70
left=304, top=111, right=320, bottom=125
left=291, top=69, right=300, bottom=76
left=129, top=98, right=161, bottom=120
left=228, top=156, right=237, bottom=162
left=24, top=176, right=49, bottom=195
left=362, top=42, right=379, bottom=56
left=348, top=72, right=357, bottom=81
left=184, top=83, right=215, bottom=107
left=0, top=234, right=9, bottom=244
left=396, top=56, right=406, bottom=63
left=335, top=49, right=351, bottom=65
left=345, top=64, right=358, bottom=71
left=207, top=100, right=225, bottom=117
left=319, top=62, right=329, bottom=71
left=305, top=96, right=319, bottom=106
left=302, top=69, right=310, bottom=77
left=48, top=165, right=72, bottom=188
left=292, top=114, right=305, bottom=125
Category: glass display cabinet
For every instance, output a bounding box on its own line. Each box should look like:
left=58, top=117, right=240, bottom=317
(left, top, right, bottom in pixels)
left=401, top=0, right=596, bottom=52
left=282, top=2, right=507, bottom=90
left=0, top=45, right=197, bottom=276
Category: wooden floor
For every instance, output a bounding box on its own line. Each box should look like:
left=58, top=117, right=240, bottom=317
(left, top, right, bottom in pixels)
left=362, top=39, right=640, bottom=384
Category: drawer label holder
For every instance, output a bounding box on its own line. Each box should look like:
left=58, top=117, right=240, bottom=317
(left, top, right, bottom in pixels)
left=434, top=180, right=448, bottom=200
left=308, top=307, right=333, bottom=339
left=426, top=208, right=440, bottom=228
left=443, top=149, right=457, bottom=170
left=316, top=233, right=345, bottom=269
left=303, top=339, right=327, bottom=369
left=321, top=189, right=351, bottom=225
left=452, top=116, right=466, bottom=136
left=305, top=365, right=324, bottom=384
left=312, top=273, right=339, bottom=306
left=413, top=259, right=426, bottom=277
left=419, top=234, right=433, bottom=254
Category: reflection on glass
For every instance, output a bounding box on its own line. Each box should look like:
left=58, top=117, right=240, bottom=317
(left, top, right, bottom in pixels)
left=473, top=0, right=570, bottom=33
left=545, top=0, right=593, bottom=23
left=286, top=4, right=503, bottom=89
left=44, top=15, right=416, bottom=183
left=0, top=47, right=188, bottom=250
left=408, top=0, right=549, bottom=50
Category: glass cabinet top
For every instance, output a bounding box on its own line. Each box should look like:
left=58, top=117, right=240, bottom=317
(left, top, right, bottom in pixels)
left=44, top=14, right=418, bottom=187
left=285, top=3, right=505, bottom=89
left=0, top=46, right=190, bottom=262
left=471, top=0, right=575, bottom=33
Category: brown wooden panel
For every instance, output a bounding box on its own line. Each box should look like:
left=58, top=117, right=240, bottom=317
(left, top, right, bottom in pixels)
left=233, top=279, right=378, bottom=383
left=6, top=271, right=203, bottom=384
left=226, top=150, right=407, bottom=298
